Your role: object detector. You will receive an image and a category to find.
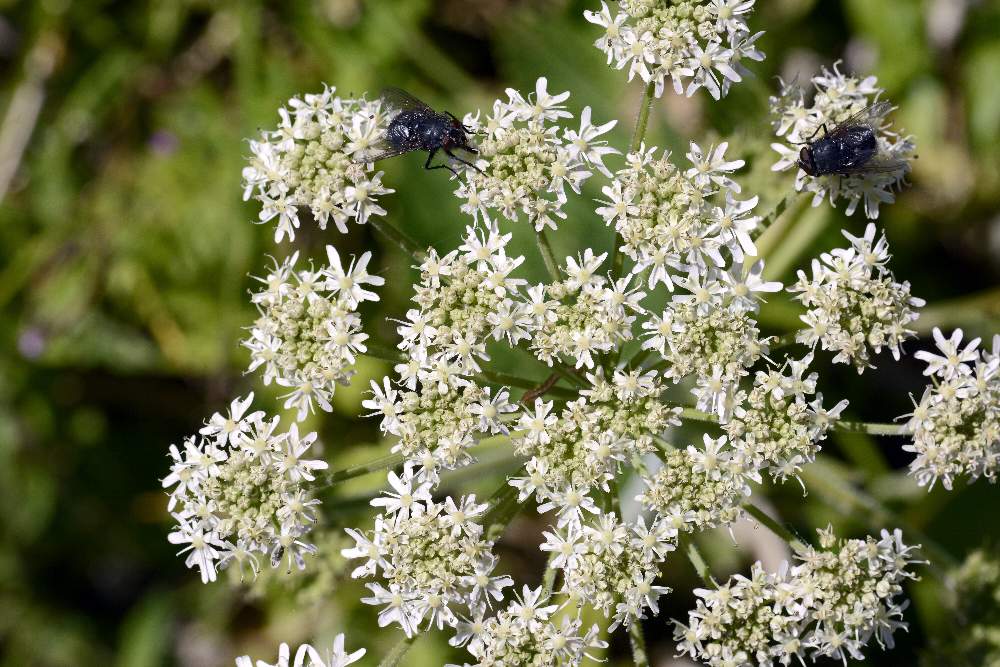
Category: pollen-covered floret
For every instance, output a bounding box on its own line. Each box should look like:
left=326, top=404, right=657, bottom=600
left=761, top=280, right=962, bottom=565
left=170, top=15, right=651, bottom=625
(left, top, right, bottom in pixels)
left=542, top=511, right=676, bottom=629
left=596, top=142, right=759, bottom=290
left=902, top=329, right=1000, bottom=490
left=675, top=527, right=921, bottom=666
left=345, top=469, right=511, bottom=637
left=521, top=251, right=645, bottom=370
left=242, top=86, right=394, bottom=242
left=163, top=394, right=328, bottom=583
left=789, top=224, right=923, bottom=373
left=244, top=246, right=383, bottom=420
left=725, top=354, right=849, bottom=482
left=770, top=62, right=916, bottom=219
left=398, top=224, right=527, bottom=377
left=510, top=371, right=680, bottom=520
left=637, top=434, right=751, bottom=531
left=362, top=376, right=517, bottom=476
left=585, top=0, right=765, bottom=100
left=455, top=78, right=618, bottom=231
left=453, top=586, right=607, bottom=667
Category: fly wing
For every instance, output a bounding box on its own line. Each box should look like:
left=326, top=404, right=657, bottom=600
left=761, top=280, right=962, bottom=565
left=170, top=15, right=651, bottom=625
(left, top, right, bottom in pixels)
left=354, top=146, right=411, bottom=164
left=840, top=151, right=910, bottom=176
left=826, top=100, right=894, bottom=137
left=379, top=87, right=434, bottom=115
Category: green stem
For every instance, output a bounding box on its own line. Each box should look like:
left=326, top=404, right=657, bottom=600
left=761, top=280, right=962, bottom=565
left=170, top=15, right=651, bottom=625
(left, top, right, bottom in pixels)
left=484, top=480, right=521, bottom=541
left=377, top=634, right=416, bottom=667
left=629, top=81, right=657, bottom=154
left=676, top=406, right=719, bottom=424
left=685, top=541, right=712, bottom=584
left=320, top=452, right=406, bottom=488
left=628, top=620, right=650, bottom=667
left=370, top=217, right=427, bottom=262
left=535, top=228, right=562, bottom=283
left=836, top=421, right=911, bottom=436
left=743, top=503, right=808, bottom=551
left=612, top=81, right=657, bottom=283
left=753, top=190, right=805, bottom=241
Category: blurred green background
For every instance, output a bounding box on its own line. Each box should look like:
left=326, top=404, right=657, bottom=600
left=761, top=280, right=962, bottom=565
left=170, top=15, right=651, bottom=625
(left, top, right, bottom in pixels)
left=1, top=0, right=999, bottom=665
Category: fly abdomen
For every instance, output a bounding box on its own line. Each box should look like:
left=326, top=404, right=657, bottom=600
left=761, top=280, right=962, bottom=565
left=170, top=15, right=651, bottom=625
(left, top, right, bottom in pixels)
left=811, top=125, right=878, bottom=175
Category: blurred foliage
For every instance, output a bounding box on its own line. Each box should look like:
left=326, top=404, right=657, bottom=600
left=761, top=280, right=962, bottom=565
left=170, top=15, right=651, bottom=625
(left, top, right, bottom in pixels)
left=0, top=0, right=999, bottom=665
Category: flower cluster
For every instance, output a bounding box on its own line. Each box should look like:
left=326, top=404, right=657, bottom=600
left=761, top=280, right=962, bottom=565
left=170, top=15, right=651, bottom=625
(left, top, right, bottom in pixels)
left=790, top=224, right=923, bottom=372
left=770, top=62, right=916, bottom=219
left=363, top=378, right=516, bottom=477
left=510, top=370, right=680, bottom=518
left=675, top=527, right=921, bottom=666
left=724, top=354, right=848, bottom=481
left=236, top=636, right=365, bottom=667
left=244, top=247, right=383, bottom=420
left=522, top=251, right=645, bottom=370
left=902, top=328, right=1000, bottom=490
left=541, top=511, right=676, bottom=628
left=585, top=0, right=765, bottom=100
left=450, top=586, right=607, bottom=667
left=637, top=434, right=751, bottom=531
left=395, top=224, right=526, bottom=378
left=164, top=394, right=328, bottom=583
left=596, top=142, right=758, bottom=289
left=344, top=466, right=512, bottom=637
left=243, top=86, right=393, bottom=242
left=456, top=78, right=618, bottom=231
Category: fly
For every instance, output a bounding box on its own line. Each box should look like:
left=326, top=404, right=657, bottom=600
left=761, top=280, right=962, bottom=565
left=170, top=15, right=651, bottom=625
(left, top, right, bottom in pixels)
left=796, top=100, right=906, bottom=177
left=356, top=87, right=481, bottom=177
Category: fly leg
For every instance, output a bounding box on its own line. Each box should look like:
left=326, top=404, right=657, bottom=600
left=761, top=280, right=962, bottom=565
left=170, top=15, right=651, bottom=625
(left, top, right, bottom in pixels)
left=444, top=147, right=484, bottom=174
left=791, top=123, right=830, bottom=146
left=424, top=148, right=462, bottom=177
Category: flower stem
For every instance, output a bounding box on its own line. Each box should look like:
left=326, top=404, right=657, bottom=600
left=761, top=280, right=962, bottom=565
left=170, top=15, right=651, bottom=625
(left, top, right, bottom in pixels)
left=377, top=634, right=416, bottom=667
left=321, top=452, right=406, bottom=488
left=685, top=541, right=712, bottom=584
left=629, top=81, right=657, bottom=154
left=836, top=421, right=912, bottom=436
left=613, top=81, right=657, bottom=282
left=535, top=228, right=562, bottom=283
left=628, top=620, right=650, bottom=667
left=743, top=502, right=808, bottom=551
left=370, top=217, right=427, bottom=262
left=753, top=190, right=806, bottom=241
left=484, top=480, right=521, bottom=540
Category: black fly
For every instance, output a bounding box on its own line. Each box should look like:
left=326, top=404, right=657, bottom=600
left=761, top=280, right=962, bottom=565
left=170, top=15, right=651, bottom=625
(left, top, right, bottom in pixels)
left=796, top=100, right=905, bottom=177
left=356, top=87, right=481, bottom=177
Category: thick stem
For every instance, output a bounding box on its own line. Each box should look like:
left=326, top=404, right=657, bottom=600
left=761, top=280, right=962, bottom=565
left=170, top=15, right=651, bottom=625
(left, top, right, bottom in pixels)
left=836, top=421, right=912, bottom=437
left=685, top=541, right=712, bottom=584
left=743, top=503, right=807, bottom=551
left=535, top=228, right=562, bottom=283
left=628, top=620, right=650, bottom=667
left=377, top=635, right=415, bottom=667
left=320, top=452, right=406, bottom=488
left=370, top=217, right=427, bottom=262
left=629, top=81, right=657, bottom=154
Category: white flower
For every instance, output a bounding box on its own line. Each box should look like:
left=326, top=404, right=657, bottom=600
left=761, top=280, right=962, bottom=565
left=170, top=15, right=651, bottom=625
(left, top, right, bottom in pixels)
left=163, top=397, right=326, bottom=583
left=770, top=62, right=915, bottom=219
left=243, top=87, right=394, bottom=242
left=453, top=79, right=616, bottom=231
left=914, top=327, right=980, bottom=380
left=585, top=0, right=763, bottom=99
left=245, top=248, right=381, bottom=420
left=790, top=225, right=923, bottom=372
